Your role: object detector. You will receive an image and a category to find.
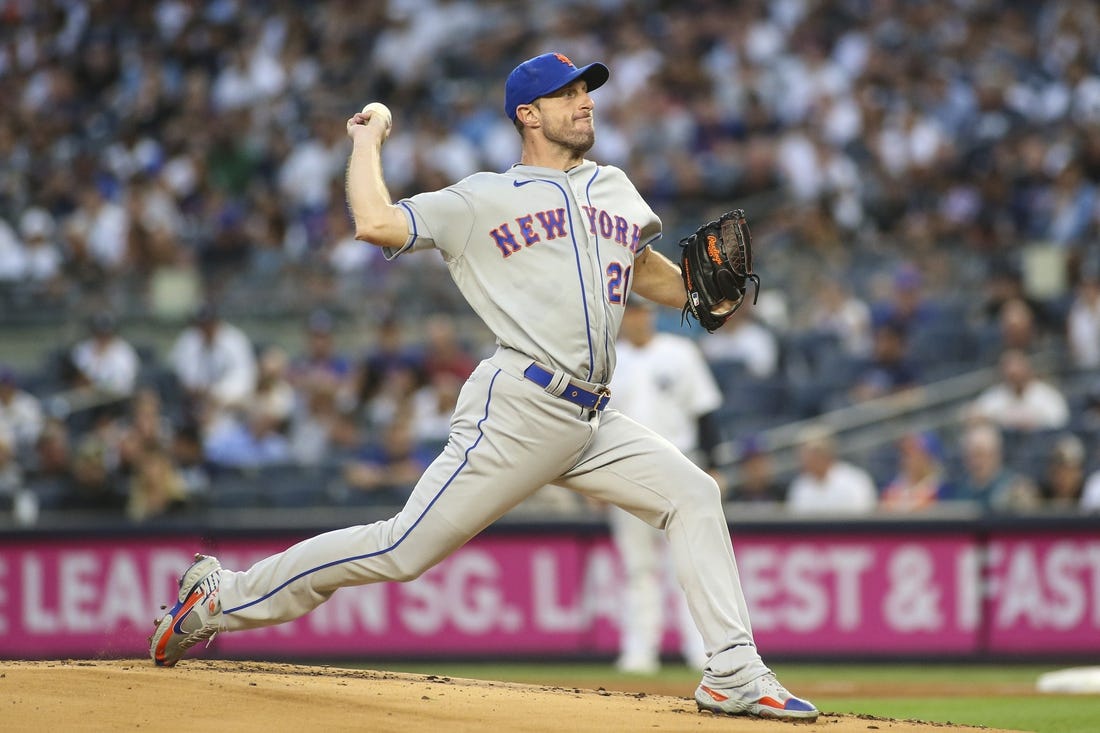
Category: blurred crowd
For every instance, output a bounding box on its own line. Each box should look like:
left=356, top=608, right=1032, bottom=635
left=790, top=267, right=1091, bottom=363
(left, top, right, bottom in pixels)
left=1, top=0, right=1100, bottom=522
left=0, top=304, right=481, bottom=521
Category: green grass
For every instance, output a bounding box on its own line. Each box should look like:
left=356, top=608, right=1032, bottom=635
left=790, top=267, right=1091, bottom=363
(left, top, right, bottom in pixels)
left=356, top=661, right=1100, bottom=733
left=776, top=664, right=1100, bottom=733
left=811, top=696, right=1098, bottom=733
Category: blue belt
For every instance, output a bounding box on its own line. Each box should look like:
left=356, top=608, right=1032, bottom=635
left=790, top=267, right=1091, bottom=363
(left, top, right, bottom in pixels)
left=523, top=364, right=612, bottom=412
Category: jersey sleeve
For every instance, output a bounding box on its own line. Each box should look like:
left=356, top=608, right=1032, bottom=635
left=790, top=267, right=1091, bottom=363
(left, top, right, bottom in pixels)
left=638, top=209, right=662, bottom=251
left=605, top=164, right=662, bottom=250
left=385, top=187, right=475, bottom=260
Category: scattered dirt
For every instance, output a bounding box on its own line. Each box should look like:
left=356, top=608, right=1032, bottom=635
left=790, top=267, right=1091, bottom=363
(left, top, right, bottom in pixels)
left=0, top=659, right=1024, bottom=732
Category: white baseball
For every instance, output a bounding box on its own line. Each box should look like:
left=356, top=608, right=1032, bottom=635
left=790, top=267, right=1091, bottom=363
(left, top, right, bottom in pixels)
left=360, top=102, right=392, bottom=130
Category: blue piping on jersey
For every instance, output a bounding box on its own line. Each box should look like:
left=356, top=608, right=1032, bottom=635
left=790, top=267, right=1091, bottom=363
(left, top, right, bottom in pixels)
left=384, top=201, right=419, bottom=259
left=223, top=369, right=503, bottom=616
left=582, top=167, right=612, bottom=382
left=513, top=178, right=596, bottom=381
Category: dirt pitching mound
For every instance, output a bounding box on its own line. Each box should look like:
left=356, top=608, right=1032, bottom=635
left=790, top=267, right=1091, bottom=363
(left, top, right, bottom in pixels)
left=1, top=659, right=1020, bottom=732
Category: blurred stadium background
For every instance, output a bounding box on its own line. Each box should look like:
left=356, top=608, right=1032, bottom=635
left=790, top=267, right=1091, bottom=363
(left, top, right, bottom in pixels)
left=1, top=0, right=1099, bottom=672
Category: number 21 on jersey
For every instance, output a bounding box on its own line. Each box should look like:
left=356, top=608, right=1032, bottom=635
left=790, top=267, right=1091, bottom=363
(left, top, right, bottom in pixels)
left=606, top=262, right=632, bottom=304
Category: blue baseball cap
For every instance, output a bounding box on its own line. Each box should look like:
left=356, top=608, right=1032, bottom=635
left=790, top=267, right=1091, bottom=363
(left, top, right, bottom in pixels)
left=504, top=52, right=609, bottom=121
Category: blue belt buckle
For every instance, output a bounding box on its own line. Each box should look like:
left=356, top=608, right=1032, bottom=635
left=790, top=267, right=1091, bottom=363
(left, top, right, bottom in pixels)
left=523, top=363, right=610, bottom=412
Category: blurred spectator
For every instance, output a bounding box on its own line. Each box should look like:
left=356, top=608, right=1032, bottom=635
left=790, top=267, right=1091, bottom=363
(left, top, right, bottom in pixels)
left=126, top=446, right=188, bottom=522
left=698, top=305, right=779, bottom=379
left=0, top=218, right=21, bottom=281
left=66, top=408, right=126, bottom=512
left=994, top=297, right=1043, bottom=354
left=753, top=288, right=792, bottom=335
left=1076, top=379, right=1100, bottom=434
left=1037, top=434, right=1087, bottom=509
left=355, top=317, right=425, bottom=425
left=117, top=387, right=174, bottom=474
left=0, top=368, right=44, bottom=456
left=343, top=417, right=435, bottom=501
left=847, top=320, right=920, bottom=403
left=978, top=259, right=1054, bottom=334
left=0, top=0, right=1096, bottom=345
left=171, top=424, right=212, bottom=501
left=4, top=0, right=1100, bottom=525
left=69, top=312, right=140, bottom=397
left=252, top=346, right=296, bottom=432
left=125, top=174, right=186, bottom=273
left=1081, top=455, right=1100, bottom=512
left=288, top=381, right=361, bottom=466
left=969, top=349, right=1069, bottom=431
left=355, top=317, right=423, bottom=400
left=289, top=308, right=354, bottom=400
left=0, top=425, right=23, bottom=501
left=870, top=264, right=937, bottom=332
left=1039, top=161, right=1095, bottom=248
left=169, top=304, right=258, bottom=419
left=364, top=360, right=422, bottom=430
left=727, top=436, right=785, bottom=504
left=1066, top=266, right=1100, bottom=369
left=786, top=426, right=876, bottom=515
left=421, top=313, right=477, bottom=383
left=65, top=186, right=131, bottom=274
left=324, top=205, right=388, bottom=292
left=879, top=431, right=953, bottom=512
left=33, top=417, right=72, bottom=481
left=16, top=208, right=64, bottom=296
left=805, top=275, right=872, bottom=358
left=202, top=405, right=291, bottom=470
left=277, top=115, right=348, bottom=214
left=409, top=372, right=462, bottom=447
left=954, top=421, right=1039, bottom=513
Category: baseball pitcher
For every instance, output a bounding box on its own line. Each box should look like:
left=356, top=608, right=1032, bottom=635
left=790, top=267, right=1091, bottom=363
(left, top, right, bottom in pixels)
left=149, top=52, right=817, bottom=722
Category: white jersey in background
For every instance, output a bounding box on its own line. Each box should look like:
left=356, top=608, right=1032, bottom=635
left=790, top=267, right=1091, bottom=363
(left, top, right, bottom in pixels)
left=611, top=332, right=722, bottom=454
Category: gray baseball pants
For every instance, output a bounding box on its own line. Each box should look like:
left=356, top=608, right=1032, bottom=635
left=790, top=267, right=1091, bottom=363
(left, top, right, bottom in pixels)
left=216, top=347, right=769, bottom=687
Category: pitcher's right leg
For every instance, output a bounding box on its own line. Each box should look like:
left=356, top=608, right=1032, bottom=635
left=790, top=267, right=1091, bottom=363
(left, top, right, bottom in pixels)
left=202, top=363, right=595, bottom=633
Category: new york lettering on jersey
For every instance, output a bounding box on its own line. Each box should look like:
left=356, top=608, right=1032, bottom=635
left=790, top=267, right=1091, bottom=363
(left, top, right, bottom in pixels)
left=397, top=162, right=659, bottom=382
left=488, top=206, right=646, bottom=257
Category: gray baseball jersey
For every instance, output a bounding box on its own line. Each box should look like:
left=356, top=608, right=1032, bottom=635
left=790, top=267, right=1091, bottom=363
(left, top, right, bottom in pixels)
left=213, top=159, right=770, bottom=690
left=390, top=161, right=660, bottom=383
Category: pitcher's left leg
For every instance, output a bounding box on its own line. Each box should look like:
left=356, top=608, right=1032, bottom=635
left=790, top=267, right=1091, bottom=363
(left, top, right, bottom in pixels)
left=556, top=410, right=762, bottom=682
left=556, top=410, right=817, bottom=720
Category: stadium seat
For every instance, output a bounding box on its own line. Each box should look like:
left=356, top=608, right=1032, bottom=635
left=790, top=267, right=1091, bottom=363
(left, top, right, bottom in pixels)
left=207, top=472, right=268, bottom=509
left=259, top=464, right=335, bottom=508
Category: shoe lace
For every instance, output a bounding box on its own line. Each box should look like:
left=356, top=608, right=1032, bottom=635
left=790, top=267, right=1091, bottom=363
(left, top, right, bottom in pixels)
left=755, top=673, right=790, bottom=701
left=178, top=625, right=219, bottom=652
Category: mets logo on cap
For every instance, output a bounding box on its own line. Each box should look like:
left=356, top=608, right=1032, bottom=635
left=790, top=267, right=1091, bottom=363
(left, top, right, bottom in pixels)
left=553, top=53, right=574, bottom=67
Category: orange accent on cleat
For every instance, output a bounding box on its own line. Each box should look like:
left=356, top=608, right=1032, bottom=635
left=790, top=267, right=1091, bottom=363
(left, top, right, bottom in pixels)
left=699, top=685, right=728, bottom=702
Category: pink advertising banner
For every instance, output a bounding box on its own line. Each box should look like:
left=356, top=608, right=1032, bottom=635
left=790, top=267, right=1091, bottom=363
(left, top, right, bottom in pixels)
left=735, top=535, right=979, bottom=653
left=983, top=533, right=1100, bottom=653
left=0, top=530, right=1096, bottom=659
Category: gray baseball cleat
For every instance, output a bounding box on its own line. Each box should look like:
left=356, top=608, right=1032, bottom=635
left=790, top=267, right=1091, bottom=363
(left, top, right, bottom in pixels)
left=695, top=672, right=820, bottom=720
left=149, top=554, right=224, bottom=667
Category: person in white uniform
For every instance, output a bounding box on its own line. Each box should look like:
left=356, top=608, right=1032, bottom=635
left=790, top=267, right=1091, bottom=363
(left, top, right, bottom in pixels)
left=149, top=52, right=818, bottom=721
left=608, top=298, right=722, bottom=674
